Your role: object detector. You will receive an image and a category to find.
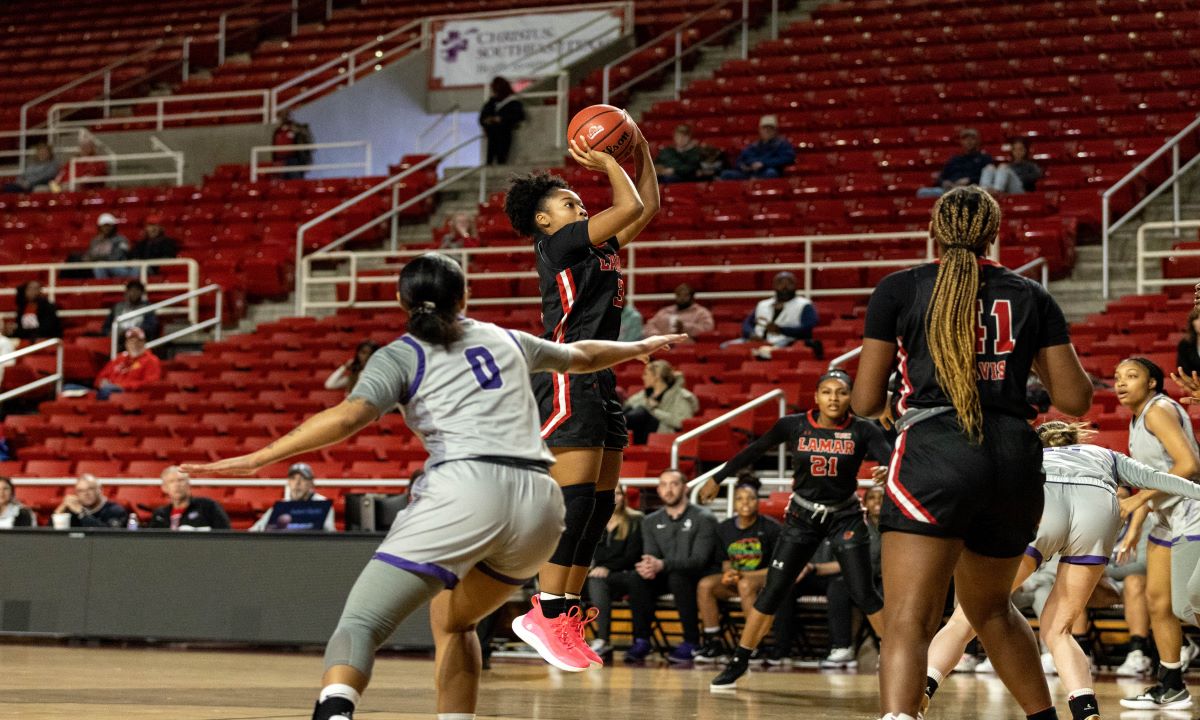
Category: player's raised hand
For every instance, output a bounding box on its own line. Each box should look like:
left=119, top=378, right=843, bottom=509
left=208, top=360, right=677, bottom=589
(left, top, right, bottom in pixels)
left=636, top=333, right=688, bottom=362
left=568, top=137, right=614, bottom=172
left=1171, top=367, right=1200, bottom=404
left=181, top=454, right=260, bottom=478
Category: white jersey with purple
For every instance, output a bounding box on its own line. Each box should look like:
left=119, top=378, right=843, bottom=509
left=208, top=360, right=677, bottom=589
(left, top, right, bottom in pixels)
left=1128, top=395, right=1200, bottom=548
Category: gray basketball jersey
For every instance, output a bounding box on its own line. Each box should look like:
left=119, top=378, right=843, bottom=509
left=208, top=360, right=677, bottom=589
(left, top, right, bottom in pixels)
left=1044, top=444, right=1200, bottom=501
left=1129, top=395, right=1200, bottom=513
left=350, top=319, right=572, bottom=466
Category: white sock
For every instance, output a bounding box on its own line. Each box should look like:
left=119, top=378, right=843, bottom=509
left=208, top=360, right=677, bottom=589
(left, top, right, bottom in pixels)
left=437, top=715, right=475, bottom=720
left=704, top=626, right=720, bottom=634
left=1163, top=659, right=1183, bottom=669
left=1068, top=688, right=1095, bottom=701
left=881, top=714, right=917, bottom=720
left=927, top=667, right=945, bottom=685
left=539, top=592, right=563, bottom=601
left=318, top=683, right=361, bottom=706
left=565, top=592, right=581, bottom=600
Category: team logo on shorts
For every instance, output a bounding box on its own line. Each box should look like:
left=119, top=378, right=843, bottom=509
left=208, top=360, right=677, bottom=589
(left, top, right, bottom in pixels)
left=843, top=530, right=855, bottom=541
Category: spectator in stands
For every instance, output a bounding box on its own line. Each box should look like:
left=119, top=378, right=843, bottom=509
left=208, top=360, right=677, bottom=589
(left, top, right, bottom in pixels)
left=248, top=462, right=336, bottom=532
left=696, top=475, right=782, bottom=662
left=273, top=112, right=314, bottom=180
left=53, top=473, right=129, bottom=528
left=49, top=137, right=108, bottom=192
left=917, top=128, right=994, bottom=198
left=3, top=143, right=59, bottom=193
left=325, top=340, right=380, bottom=393
left=696, top=145, right=727, bottom=182
left=863, top=485, right=884, bottom=581
left=979, top=137, right=1042, bottom=195
left=148, top=465, right=231, bottom=531
left=619, top=302, right=643, bottom=342
left=655, top=124, right=702, bottom=183
left=131, top=215, right=179, bottom=266
left=724, top=271, right=822, bottom=358
left=14, top=280, right=62, bottom=340
left=586, top=486, right=645, bottom=660
left=644, top=283, right=715, bottom=339
left=719, top=115, right=796, bottom=180
left=1177, top=306, right=1200, bottom=377
left=101, top=280, right=158, bottom=341
left=0, top=477, right=36, bottom=528
left=93, top=327, right=163, bottom=400
left=438, top=212, right=477, bottom=249
left=622, top=469, right=718, bottom=664
left=480, top=76, right=525, bottom=165
left=82, top=213, right=136, bottom=279
left=623, top=360, right=699, bottom=445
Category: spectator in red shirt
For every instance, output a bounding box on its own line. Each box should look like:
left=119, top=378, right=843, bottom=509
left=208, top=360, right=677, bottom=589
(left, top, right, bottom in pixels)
left=94, top=326, right=162, bottom=400
left=272, top=112, right=314, bottom=180
left=49, top=137, right=109, bottom=191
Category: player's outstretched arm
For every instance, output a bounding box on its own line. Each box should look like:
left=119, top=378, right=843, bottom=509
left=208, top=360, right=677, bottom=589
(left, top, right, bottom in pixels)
left=616, top=125, right=660, bottom=248
left=569, top=137, right=643, bottom=244
left=180, top=398, right=379, bottom=477
left=566, top=333, right=687, bottom=374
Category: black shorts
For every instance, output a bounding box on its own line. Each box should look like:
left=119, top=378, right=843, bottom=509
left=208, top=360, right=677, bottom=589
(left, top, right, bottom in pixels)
left=532, top=368, right=628, bottom=451
left=881, top=411, right=1044, bottom=558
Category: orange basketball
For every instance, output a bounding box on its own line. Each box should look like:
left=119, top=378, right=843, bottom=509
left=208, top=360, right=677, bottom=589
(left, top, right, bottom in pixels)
left=567, top=104, right=637, bottom=163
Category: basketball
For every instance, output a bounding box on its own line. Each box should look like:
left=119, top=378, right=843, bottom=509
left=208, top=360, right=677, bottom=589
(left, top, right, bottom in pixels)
left=567, top=104, right=637, bottom=163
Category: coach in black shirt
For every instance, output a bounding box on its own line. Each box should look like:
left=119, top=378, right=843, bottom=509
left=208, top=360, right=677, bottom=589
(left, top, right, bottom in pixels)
left=148, top=466, right=231, bottom=530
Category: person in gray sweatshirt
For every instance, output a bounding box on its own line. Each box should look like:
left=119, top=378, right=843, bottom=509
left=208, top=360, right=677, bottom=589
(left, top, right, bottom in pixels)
left=619, top=468, right=718, bottom=664
left=3, top=143, right=59, bottom=193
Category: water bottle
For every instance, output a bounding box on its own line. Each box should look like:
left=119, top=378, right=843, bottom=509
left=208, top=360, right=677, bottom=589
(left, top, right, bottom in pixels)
left=127, top=513, right=139, bottom=530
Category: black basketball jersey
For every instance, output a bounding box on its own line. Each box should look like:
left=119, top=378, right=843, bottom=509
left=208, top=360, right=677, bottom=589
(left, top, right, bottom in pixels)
left=715, top=410, right=893, bottom=505
left=863, top=259, right=1070, bottom=419
left=535, top=219, right=625, bottom=344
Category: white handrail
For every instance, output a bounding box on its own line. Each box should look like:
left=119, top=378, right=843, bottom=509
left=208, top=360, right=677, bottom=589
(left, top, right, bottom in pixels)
left=1013, top=256, right=1050, bottom=287
left=684, top=390, right=788, bottom=510
left=47, top=91, right=271, bottom=134
left=109, top=284, right=223, bottom=358
left=828, top=346, right=861, bottom=371
left=250, top=140, right=372, bottom=181
left=67, top=150, right=185, bottom=191
left=0, top=259, right=198, bottom=321
left=1101, top=113, right=1200, bottom=298
left=1135, top=219, right=1200, bottom=294
left=0, top=338, right=64, bottom=404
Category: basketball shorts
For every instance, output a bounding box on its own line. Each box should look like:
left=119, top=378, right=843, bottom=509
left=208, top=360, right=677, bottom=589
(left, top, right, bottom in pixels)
left=533, top=368, right=628, bottom=450
left=372, top=460, right=565, bottom=588
left=1148, top=497, right=1200, bottom=548
left=881, top=411, right=1044, bottom=558
left=1026, top=481, right=1121, bottom=567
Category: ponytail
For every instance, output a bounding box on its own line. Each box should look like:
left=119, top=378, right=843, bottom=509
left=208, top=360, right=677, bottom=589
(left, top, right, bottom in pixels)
left=399, top=254, right=466, bottom=350
left=926, top=186, right=1001, bottom=443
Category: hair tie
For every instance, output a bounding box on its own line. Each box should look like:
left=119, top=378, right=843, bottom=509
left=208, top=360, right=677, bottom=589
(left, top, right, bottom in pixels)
left=411, top=300, right=437, bottom=316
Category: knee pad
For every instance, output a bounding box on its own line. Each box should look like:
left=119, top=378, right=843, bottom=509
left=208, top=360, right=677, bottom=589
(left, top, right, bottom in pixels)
left=753, top=574, right=793, bottom=616
left=548, top=482, right=597, bottom=567
left=573, top=489, right=616, bottom=566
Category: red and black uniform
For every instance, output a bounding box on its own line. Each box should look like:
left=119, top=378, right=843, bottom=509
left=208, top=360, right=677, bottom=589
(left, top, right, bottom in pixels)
left=863, top=259, right=1071, bottom=557
left=531, top=219, right=628, bottom=449
left=713, top=410, right=892, bottom=616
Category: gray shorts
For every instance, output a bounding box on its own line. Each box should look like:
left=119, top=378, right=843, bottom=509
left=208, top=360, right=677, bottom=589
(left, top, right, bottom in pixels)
left=1149, top=497, right=1200, bottom=548
left=1026, top=482, right=1121, bottom=567
left=373, top=460, right=565, bottom=588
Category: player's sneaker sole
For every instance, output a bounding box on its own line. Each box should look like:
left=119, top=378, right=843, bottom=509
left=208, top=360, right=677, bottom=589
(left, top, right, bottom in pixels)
left=1119, top=691, right=1192, bottom=710
left=511, top=614, right=589, bottom=673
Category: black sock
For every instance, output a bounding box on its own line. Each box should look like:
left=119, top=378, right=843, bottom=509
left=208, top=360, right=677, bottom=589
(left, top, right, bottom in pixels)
left=313, top=697, right=355, bottom=720
left=565, top=597, right=582, bottom=614
left=1026, top=708, right=1058, bottom=720
left=926, top=676, right=939, bottom=699
left=540, top=596, right=566, bottom=618
left=1130, top=634, right=1150, bottom=653
left=1073, top=633, right=1093, bottom=657
left=1160, top=664, right=1184, bottom=690
left=732, top=645, right=753, bottom=664
left=1067, top=692, right=1099, bottom=720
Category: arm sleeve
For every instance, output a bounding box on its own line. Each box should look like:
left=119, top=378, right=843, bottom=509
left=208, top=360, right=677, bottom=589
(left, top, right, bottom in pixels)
left=1034, top=283, right=1071, bottom=348
left=863, top=422, right=895, bottom=465
left=539, top=219, right=603, bottom=268
left=1116, top=452, right=1200, bottom=501
left=642, top=514, right=661, bottom=557
left=649, top=388, right=698, bottom=432
left=741, top=311, right=757, bottom=338
left=665, top=511, right=718, bottom=572
left=714, top=417, right=797, bottom=482
left=614, top=523, right=644, bottom=570
left=513, top=330, right=573, bottom=373
left=863, top=274, right=905, bottom=342
left=348, top=344, right=415, bottom=411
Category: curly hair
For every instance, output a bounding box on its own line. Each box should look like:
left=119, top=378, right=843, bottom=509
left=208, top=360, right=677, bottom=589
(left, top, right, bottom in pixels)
left=504, top=171, right=571, bottom=238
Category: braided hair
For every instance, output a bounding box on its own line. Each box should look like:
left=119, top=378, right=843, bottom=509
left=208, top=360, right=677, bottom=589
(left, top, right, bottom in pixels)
left=926, top=186, right=1002, bottom=443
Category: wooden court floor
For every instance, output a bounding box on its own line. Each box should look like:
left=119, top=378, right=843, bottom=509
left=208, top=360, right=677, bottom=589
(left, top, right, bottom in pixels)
left=0, top=642, right=1173, bottom=719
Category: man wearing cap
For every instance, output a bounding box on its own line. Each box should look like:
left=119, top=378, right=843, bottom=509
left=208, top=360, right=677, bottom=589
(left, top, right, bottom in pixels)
left=719, top=114, right=796, bottom=180
left=93, top=326, right=163, bottom=400
left=917, top=127, right=995, bottom=198
left=82, top=212, right=136, bottom=278
left=131, top=215, right=179, bottom=268
left=101, top=279, right=158, bottom=341
left=248, top=462, right=337, bottom=532
left=724, top=271, right=823, bottom=358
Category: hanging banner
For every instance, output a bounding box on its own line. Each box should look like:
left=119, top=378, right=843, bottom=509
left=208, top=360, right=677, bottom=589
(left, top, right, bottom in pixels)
left=430, top=7, right=625, bottom=89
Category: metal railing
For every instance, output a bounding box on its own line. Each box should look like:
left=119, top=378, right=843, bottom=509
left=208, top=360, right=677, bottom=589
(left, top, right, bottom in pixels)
left=684, top=390, right=788, bottom=515
left=47, top=90, right=271, bottom=134
left=418, top=105, right=461, bottom=159
left=250, top=140, right=372, bottom=181
left=1102, top=113, right=1200, bottom=298
left=0, top=259, right=198, bottom=323
left=0, top=339, right=64, bottom=404
left=1135, top=219, right=1200, bottom=295
left=67, top=137, right=185, bottom=190
left=109, top=284, right=223, bottom=358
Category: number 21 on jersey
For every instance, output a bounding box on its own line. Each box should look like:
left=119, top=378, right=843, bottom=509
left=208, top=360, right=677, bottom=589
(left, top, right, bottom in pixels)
left=976, top=299, right=1015, bottom=356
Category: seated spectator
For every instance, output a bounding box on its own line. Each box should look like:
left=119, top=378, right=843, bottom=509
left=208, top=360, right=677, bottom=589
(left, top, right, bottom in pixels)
left=101, top=280, right=158, bottom=340
left=1177, top=306, right=1200, bottom=377
left=696, top=145, right=727, bottom=182
left=49, top=137, right=108, bottom=192
left=621, top=469, right=718, bottom=664
left=148, top=466, right=231, bottom=530
left=917, top=128, right=994, bottom=198
left=81, top=212, right=136, bottom=278
left=719, top=115, right=795, bottom=180
left=93, top=327, right=162, bottom=400
left=3, top=143, right=59, bottom=193
left=644, top=283, right=715, bottom=339
left=724, top=271, right=822, bottom=358
left=586, top=486, right=645, bottom=659
left=619, top=302, right=643, bottom=342
left=248, top=462, right=336, bottom=532
left=623, top=360, right=699, bottom=444
left=655, top=124, right=702, bottom=183
left=438, top=211, right=477, bottom=249
left=52, top=473, right=129, bottom=528
left=325, top=340, right=380, bottom=393
left=131, top=215, right=179, bottom=266
left=0, top=476, right=36, bottom=528
left=14, top=280, right=62, bottom=340
left=979, top=137, right=1041, bottom=195
left=696, top=476, right=782, bottom=662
